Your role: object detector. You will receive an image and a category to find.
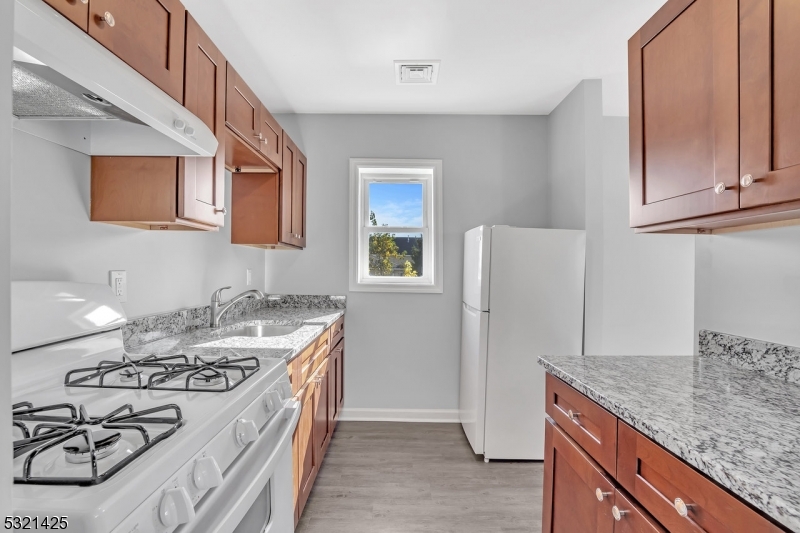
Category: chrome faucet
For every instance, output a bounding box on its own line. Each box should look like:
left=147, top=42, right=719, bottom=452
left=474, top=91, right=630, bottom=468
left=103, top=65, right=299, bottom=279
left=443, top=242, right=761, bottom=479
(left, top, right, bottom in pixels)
left=210, top=286, right=265, bottom=328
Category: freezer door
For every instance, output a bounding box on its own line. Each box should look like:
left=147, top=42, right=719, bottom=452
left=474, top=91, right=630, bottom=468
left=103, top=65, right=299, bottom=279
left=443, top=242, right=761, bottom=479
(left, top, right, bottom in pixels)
left=462, top=226, right=491, bottom=311
left=459, top=302, right=489, bottom=454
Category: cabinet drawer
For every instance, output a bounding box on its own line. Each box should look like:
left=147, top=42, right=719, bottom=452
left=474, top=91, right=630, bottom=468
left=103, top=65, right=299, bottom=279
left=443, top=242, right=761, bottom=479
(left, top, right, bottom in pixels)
left=43, top=0, right=89, bottom=31
left=330, top=316, right=344, bottom=348
left=545, top=374, right=618, bottom=475
left=617, top=422, right=784, bottom=533
left=288, top=356, right=301, bottom=396
left=299, top=337, right=329, bottom=385
left=613, top=488, right=665, bottom=533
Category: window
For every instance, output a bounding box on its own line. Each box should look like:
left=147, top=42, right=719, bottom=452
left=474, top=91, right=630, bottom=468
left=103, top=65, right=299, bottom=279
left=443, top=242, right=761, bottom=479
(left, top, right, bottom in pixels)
left=349, top=159, right=443, bottom=293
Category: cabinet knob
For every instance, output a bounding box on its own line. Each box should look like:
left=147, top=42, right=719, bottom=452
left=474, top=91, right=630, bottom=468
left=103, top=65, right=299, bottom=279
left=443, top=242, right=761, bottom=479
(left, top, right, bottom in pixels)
left=674, top=498, right=693, bottom=517
left=567, top=409, right=580, bottom=421
left=100, top=11, right=115, bottom=27
left=740, top=174, right=755, bottom=188
left=80, top=0, right=88, bottom=4
left=215, top=207, right=227, bottom=215
left=611, top=506, right=627, bottom=521
left=595, top=488, right=612, bottom=502
left=255, top=133, right=264, bottom=142
left=714, top=182, right=726, bottom=195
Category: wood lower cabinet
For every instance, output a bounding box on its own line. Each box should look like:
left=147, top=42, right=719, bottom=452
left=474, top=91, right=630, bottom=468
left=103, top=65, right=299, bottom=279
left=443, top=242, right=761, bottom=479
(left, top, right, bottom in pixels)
left=88, top=0, right=186, bottom=103
left=543, top=417, right=615, bottom=533
left=543, top=374, right=788, bottom=533
left=630, top=0, right=800, bottom=233
left=293, top=379, right=318, bottom=523
left=43, top=0, right=89, bottom=31
left=292, top=319, right=345, bottom=525
left=90, top=13, right=225, bottom=231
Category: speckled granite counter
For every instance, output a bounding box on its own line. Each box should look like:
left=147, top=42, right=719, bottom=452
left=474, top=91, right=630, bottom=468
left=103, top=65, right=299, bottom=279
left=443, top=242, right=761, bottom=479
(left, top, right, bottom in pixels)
left=127, top=306, right=344, bottom=363
left=538, top=355, right=800, bottom=532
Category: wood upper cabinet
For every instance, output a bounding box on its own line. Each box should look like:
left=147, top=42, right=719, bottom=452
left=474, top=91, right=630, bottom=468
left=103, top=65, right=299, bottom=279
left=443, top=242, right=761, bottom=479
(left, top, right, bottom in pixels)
left=259, top=104, right=283, bottom=170
left=225, top=64, right=261, bottom=151
left=231, top=133, right=306, bottom=249
left=43, top=0, right=89, bottom=31
left=90, top=12, right=225, bottom=231
left=740, top=0, right=800, bottom=209
left=543, top=417, right=615, bottom=533
left=629, top=0, right=740, bottom=228
left=88, top=0, right=186, bottom=103
left=179, top=13, right=225, bottom=227
left=281, top=133, right=307, bottom=248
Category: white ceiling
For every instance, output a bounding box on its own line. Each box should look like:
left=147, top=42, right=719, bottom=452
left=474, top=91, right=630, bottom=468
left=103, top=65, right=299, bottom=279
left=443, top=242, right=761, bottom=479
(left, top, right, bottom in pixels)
left=182, top=0, right=666, bottom=116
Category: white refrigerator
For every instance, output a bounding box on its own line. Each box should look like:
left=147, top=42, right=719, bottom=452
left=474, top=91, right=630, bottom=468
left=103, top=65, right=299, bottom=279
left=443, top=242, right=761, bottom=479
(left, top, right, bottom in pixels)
left=459, top=225, right=586, bottom=460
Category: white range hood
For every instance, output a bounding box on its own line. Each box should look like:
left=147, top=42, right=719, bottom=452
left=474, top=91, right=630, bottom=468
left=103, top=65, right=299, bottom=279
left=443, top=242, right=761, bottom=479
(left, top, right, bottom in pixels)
left=12, top=0, right=217, bottom=157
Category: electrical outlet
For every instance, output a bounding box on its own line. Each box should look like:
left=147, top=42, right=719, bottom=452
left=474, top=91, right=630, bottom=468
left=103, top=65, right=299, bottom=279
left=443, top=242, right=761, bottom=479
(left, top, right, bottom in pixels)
left=246, top=269, right=252, bottom=286
left=110, top=271, right=127, bottom=302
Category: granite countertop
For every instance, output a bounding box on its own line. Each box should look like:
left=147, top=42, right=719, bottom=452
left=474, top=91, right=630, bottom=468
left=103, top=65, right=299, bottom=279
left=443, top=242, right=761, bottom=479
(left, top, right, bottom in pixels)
left=538, top=355, right=800, bottom=532
left=127, top=307, right=344, bottom=363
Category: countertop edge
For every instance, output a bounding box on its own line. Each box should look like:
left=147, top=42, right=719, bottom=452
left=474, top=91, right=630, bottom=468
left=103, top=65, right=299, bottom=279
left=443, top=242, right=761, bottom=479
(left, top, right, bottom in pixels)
left=537, top=356, right=800, bottom=532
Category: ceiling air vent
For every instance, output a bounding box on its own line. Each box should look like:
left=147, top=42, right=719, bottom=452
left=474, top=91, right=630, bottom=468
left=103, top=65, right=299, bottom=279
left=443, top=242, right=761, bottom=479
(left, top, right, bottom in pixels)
left=394, top=60, right=441, bottom=85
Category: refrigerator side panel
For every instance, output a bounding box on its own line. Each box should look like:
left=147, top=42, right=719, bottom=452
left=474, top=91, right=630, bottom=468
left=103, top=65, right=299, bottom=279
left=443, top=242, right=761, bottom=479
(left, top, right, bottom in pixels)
left=459, top=302, right=489, bottom=454
left=484, top=227, right=586, bottom=460
left=462, top=226, right=492, bottom=312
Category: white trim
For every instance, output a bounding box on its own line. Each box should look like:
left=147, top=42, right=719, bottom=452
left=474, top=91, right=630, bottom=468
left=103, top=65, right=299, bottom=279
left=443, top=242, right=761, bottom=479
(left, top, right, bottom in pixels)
left=349, top=158, right=444, bottom=293
left=339, top=408, right=459, bottom=423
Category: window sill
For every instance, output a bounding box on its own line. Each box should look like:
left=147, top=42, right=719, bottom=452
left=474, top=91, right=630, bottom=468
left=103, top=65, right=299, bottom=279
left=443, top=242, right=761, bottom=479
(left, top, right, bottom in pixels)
left=349, top=282, right=443, bottom=294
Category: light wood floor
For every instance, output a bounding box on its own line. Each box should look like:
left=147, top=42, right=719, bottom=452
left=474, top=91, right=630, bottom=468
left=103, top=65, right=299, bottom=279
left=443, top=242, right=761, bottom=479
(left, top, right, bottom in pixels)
left=295, top=422, right=543, bottom=533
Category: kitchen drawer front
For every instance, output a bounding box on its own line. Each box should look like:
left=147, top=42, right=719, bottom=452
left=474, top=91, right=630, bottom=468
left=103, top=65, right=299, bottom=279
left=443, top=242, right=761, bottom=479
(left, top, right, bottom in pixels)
left=288, top=356, right=301, bottom=396
left=543, top=417, right=616, bottom=533
left=617, top=422, right=784, bottom=533
left=309, top=335, right=330, bottom=376
left=299, top=336, right=329, bottom=385
left=43, top=0, right=89, bottom=31
left=613, top=488, right=666, bottom=533
left=330, top=316, right=344, bottom=348
left=545, top=373, right=618, bottom=475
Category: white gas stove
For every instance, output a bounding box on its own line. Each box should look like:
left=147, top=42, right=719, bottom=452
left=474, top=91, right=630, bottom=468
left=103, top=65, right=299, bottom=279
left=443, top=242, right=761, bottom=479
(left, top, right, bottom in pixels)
left=10, top=282, right=300, bottom=533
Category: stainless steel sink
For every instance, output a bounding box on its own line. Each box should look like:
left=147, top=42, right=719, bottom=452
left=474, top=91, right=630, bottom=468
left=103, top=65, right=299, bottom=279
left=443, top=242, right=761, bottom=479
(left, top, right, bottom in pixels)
left=220, top=324, right=301, bottom=338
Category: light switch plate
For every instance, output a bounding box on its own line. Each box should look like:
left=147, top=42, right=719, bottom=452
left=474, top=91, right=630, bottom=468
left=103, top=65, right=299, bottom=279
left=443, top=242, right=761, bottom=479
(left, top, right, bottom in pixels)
left=110, top=270, right=127, bottom=302
left=246, top=269, right=252, bottom=286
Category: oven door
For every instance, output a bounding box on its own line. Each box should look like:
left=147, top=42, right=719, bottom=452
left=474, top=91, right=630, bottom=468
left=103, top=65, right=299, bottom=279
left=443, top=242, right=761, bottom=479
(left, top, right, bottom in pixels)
left=180, top=400, right=300, bottom=533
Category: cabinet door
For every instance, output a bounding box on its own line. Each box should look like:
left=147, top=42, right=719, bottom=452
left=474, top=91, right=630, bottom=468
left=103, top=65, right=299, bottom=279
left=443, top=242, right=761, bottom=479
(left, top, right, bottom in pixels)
left=628, top=0, right=739, bottom=227
left=328, top=341, right=343, bottom=433
left=280, top=134, right=298, bottom=246
left=225, top=64, right=261, bottom=151
left=179, top=13, right=225, bottom=227
left=740, top=0, right=800, bottom=208
left=259, top=104, right=283, bottom=169
left=43, top=0, right=89, bottom=31
left=88, top=0, right=185, bottom=103
left=293, top=148, right=307, bottom=248
left=313, top=360, right=331, bottom=462
left=613, top=489, right=666, bottom=533
left=543, top=417, right=615, bottom=533
left=294, top=381, right=318, bottom=522
left=336, top=339, right=344, bottom=415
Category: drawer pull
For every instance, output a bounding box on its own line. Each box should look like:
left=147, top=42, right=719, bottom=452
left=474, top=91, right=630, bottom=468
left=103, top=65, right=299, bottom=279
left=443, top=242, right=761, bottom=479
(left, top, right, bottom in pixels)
left=595, top=488, right=612, bottom=502
left=714, top=182, right=726, bottom=195
left=100, top=11, right=115, bottom=27
left=612, top=506, right=628, bottom=521
left=674, top=498, right=693, bottom=517
left=567, top=409, right=580, bottom=421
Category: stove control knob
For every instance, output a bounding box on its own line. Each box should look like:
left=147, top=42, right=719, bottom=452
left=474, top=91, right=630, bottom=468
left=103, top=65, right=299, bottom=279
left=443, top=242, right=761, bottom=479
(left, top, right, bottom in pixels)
left=193, top=456, right=223, bottom=490
left=265, top=390, right=282, bottom=413
left=159, top=487, right=195, bottom=527
left=235, top=419, right=259, bottom=447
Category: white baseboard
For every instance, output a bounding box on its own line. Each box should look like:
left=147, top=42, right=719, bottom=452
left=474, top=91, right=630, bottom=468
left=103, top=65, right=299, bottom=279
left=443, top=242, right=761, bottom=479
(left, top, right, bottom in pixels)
left=339, top=408, right=460, bottom=423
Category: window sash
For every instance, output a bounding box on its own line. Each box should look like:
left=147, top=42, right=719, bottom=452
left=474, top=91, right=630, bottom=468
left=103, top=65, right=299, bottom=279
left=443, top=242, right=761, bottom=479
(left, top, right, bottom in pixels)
left=361, top=227, right=431, bottom=283
left=362, top=175, right=429, bottom=230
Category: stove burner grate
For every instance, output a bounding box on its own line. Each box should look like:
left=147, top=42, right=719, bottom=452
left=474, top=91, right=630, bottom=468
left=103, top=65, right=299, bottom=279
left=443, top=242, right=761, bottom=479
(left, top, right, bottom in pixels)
left=12, top=401, right=184, bottom=486
left=64, top=353, right=260, bottom=392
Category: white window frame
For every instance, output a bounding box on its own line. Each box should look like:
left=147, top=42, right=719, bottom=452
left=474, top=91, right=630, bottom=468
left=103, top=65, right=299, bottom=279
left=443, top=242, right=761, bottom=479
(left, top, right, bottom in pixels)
left=349, top=158, right=443, bottom=293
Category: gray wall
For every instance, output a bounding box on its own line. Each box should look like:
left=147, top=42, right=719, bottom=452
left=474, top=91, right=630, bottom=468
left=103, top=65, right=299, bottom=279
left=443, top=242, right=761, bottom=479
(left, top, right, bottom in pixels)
left=11, top=131, right=266, bottom=318
left=1, top=0, right=12, bottom=515
left=695, top=227, right=800, bottom=349
left=271, top=114, right=549, bottom=414
left=547, top=81, right=695, bottom=356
